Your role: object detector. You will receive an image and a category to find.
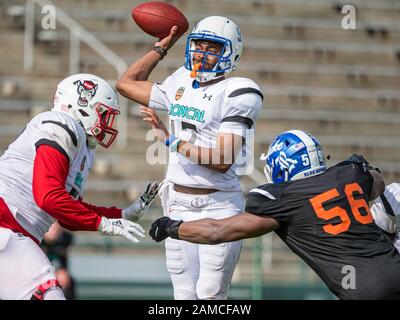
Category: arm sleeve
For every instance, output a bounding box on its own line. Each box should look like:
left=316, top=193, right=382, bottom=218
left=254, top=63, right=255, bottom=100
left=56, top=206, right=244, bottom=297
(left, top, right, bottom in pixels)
left=33, top=144, right=103, bottom=231
left=148, top=67, right=186, bottom=111
left=78, top=200, right=122, bottom=219
left=148, top=77, right=173, bottom=112
left=219, top=80, right=263, bottom=137
left=245, top=185, right=290, bottom=226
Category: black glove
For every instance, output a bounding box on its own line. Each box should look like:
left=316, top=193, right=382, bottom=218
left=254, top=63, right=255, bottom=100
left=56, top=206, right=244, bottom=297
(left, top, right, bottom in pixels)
left=346, top=154, right=381, bottom=173
left=149, top=217, right=183, bottom=242
left=346, top=154, right=369, bottom=166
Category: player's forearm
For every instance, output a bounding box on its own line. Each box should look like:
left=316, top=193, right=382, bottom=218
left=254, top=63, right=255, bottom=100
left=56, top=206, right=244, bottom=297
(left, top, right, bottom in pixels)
left=178, top=215, right=275, bottom=244
left=79, top=200, right=122, bottom=219
left=178, top=219, right=236, bottom=244
left=119, top=50, right=161, bottom=82
left=33, top=145, right=102, bottom=232
left=116, top=50, right=161, bottom=104
left=35, top=186, right=102, bottom=232
left=177, top=141, right=233, bottom=173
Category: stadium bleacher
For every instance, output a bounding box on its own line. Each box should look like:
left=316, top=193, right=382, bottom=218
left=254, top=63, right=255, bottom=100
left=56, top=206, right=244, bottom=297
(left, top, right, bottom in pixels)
left=0, top=0, right=399, bottom=299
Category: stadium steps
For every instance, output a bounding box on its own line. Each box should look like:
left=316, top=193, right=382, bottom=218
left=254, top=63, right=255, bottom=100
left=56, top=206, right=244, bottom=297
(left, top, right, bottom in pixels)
left=5, top=47, right=398, bottom=92
left=52, top=0, right=400, bottom=21
left=9, top=73, right=400, bottom=112
left=13, top=5, right=400, bottom=45
left=1, top=0, right=400, bottom=289
left=33, top=29, right=400, bottom=66
left=20, top=51, right=400, bottom=90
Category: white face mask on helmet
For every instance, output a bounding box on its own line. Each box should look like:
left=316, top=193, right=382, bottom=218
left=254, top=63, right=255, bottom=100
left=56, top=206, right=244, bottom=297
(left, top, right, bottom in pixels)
left=184, top=16, right=243, bottom=83
left=52, top=73, right=120, bottom=149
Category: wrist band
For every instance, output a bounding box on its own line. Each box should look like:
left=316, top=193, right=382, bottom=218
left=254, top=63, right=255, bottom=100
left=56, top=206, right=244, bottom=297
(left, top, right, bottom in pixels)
left=165, top=134, right=176, bottom=147
left=167, top=220, right=183, bottom=240
left=170, top=138, right=181, bottom=152
left=153, top=46, right=167, bottom=60
left=165, top=134, right=181, bottom=152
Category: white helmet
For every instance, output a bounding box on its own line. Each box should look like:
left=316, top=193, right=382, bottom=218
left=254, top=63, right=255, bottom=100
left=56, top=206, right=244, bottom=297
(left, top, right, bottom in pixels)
left=184, top=16, right=243, bottom=83
left=52, top=73, right=120, bottom=148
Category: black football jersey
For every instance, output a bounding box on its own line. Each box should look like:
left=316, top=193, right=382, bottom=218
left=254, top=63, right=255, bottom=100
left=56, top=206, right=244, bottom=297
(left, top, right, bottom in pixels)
left=245, top=161, right=400, bottom=299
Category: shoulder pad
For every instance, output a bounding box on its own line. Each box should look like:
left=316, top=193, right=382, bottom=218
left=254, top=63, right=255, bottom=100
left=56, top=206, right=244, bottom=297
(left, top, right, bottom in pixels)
left=225, top=78, right=264, bottom=101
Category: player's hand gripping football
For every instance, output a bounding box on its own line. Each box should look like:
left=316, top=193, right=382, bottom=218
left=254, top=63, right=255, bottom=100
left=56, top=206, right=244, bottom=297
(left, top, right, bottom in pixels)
left=155, top=26, right=180, bottom=51
left=140, top=106, right=170, bottom=144
left=98, top=217, right=145, bottom=243
left=122, top=181, right=160, bottom=222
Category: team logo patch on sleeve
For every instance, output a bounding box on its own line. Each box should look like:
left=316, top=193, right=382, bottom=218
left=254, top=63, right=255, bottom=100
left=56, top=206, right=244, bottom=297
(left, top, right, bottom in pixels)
left=73, top=80, right=98, bottom=107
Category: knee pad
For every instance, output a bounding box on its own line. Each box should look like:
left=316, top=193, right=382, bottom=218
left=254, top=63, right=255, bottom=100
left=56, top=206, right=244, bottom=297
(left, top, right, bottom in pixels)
left=196, top=281, right=228, bottom=300
left=166, top=238, right=202, bottom=300
left=196, top=242, right=242, bottom=300
left=174, top=288, right=198, bottom=300
left=165, top=239, right=184, bottom=274
left=31, top=279, right=65, bottom=300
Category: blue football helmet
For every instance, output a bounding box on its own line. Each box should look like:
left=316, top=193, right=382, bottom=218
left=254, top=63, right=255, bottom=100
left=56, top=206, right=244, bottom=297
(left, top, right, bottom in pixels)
left=260, top=130, right=326, bottom=184
left=184, top=16, right=243, bottom=83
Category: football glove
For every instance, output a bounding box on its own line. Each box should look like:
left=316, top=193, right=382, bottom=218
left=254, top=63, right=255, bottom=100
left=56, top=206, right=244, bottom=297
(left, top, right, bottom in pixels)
left=346, top=154, right=381, bottom=173
left=149, top=217, right=183, bottom=242
left=98, top=217, right=145, bottom=243
left=122, top=181, right=160, bottom=221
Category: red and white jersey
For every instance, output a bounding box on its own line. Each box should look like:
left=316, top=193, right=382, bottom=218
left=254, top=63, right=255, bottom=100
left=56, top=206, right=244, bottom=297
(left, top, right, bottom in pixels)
left=149, top=66, right=263, bottom=192
left=0, top=111, right=94, bottom=242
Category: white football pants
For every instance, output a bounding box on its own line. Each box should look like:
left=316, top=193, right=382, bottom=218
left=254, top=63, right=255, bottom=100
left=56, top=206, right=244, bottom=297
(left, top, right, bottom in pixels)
left=160, top=183, right=244, bottom=300
left=0, top=228, right=65, bottom=300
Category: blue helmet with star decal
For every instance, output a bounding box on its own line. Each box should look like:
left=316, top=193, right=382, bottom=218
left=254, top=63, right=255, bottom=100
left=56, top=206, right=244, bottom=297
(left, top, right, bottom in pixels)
left=260, top=130, right=326, bottom=184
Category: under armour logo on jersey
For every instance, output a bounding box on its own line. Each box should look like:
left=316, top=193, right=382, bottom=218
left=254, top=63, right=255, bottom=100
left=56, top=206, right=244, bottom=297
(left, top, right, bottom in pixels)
left=202, top=93, right=212, bottom=100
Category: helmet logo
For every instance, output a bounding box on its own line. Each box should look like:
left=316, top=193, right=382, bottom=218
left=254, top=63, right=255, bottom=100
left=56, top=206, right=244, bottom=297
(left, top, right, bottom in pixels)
left=175, top=87, right=185, bottom=101
left=276, top=151, right=298, bottom=175
left=74, top=80, right=98, bottom=107
left=267, top=141, right=284, bottom=158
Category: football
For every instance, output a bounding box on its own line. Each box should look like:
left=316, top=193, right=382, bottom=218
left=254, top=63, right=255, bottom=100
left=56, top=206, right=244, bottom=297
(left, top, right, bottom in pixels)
left=131, top=1, right=189, bottom=39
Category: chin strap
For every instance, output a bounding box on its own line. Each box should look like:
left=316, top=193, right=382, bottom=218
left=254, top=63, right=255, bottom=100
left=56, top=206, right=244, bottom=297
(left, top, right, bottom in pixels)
left=87, top=135, right=98, bottom=149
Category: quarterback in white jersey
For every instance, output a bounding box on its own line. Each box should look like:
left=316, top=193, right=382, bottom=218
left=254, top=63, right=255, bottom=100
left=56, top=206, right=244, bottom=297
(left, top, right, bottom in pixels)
left=0, top=74, right=158, bottom=300
left=371, top=183, right=400, bottom=252
left=149, top=66, right=261, bottom=191
left=117, top=16, right=263, bottom=299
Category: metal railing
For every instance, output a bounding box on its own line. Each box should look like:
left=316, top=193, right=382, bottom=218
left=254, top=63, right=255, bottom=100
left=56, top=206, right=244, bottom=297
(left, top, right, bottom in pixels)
left=23, top=0, right=128, bottom=147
